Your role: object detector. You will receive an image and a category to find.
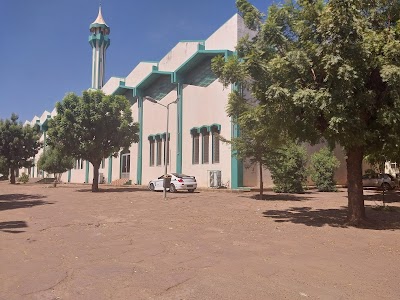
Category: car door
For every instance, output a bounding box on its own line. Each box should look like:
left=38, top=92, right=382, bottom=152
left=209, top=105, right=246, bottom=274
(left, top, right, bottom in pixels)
left=155, top=175, right=164, bottom=190
left=362, top=174, right=372, bottom=187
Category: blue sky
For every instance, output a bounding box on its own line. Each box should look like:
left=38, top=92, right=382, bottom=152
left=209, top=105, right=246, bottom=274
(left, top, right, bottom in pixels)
left=1, top=0, right=272, bottom=122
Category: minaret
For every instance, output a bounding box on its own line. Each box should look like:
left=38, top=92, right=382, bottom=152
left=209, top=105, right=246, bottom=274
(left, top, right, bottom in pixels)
left=89, top=6, right=110, bottom=90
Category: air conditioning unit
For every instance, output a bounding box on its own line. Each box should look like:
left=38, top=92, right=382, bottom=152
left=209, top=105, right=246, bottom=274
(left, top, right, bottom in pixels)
left=208, top=170, right=222, bottom=188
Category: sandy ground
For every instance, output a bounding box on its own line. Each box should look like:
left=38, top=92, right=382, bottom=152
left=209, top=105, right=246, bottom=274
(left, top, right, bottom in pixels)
left=0, top=182, right=399, bottom=300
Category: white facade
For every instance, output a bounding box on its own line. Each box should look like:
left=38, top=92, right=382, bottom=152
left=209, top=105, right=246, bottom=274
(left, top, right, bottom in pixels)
left=25, top=12, right=348, bottom=189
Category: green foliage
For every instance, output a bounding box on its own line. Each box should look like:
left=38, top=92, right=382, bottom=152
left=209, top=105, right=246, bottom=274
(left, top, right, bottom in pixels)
left=47, top=90, right=139, bottom=191
left=18, top=173, right=29, bottom=184
left=309, top=147, right=340, bottom=192
left=0, top=156, right=9, bottom=178
left=0, top=114, right=41, bottom=183
left=38, top=148, right=74, bottom=187
left=213, top=0, right=400, bottom=221
left=267, top=143, right=308, bottom=193
left=364, top=169, right=377, bottom=176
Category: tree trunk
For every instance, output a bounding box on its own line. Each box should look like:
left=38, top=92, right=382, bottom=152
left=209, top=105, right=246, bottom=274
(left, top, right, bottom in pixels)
left=53, top=173, right=57, bottom=187
left=259, top=162, right=264, bottom=200
left=10, top=168, right=15, bottom=184
left=346, top=146, right=366, bottom=224
left=92, top=162, right=100, bottom=192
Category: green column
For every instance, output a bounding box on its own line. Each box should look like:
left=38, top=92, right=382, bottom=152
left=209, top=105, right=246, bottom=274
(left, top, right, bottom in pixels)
left=85, top=161, right=90, bottom=183
left=136, top=96, right=143, bottom=185
left=230, top=83, right=243, bottom=189
left=176, top=82, right=183, bottom=174
left=107, top=157, right=113, bottom=184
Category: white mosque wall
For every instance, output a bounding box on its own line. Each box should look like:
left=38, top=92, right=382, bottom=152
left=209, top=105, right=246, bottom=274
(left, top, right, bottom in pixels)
left=158, top=42, right=201, bottom=72
left=102, top=77, right=124, bottom=95
left=181, top=81, right=232, bottom=187
left=125, top=62, right=158, bottom=87
left=141, top=90, right=179, bottom=184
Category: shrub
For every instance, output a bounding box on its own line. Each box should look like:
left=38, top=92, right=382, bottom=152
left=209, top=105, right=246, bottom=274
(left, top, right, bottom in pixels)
left=18, top=172, right=29, bottom=184
left=310, top=147, right=340, bottom=192
left=267, top=143, right=308, bottom=193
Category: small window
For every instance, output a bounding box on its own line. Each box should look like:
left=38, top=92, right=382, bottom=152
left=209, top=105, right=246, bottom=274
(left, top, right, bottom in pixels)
left=149, top=140, right=155, bottom=166
left=192, top=133, right=200, bottom=164
left=156, top=139, right=162, bottom=166
left=101, top=158, right=105, bottom=169
left=212, top=129, right=220, bottom=164
left=75, top=159, right=83, bottom=170
left=164, top=137, right=170, bottom=165
left=202, top=132, right=209, bottom=164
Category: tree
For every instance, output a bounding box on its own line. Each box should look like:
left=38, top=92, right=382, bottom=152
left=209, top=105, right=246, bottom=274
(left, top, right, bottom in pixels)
left=213, top=0, right=400, bottom=225
left=266, top=142, right=308, bottom=193
left=0, top=114, right=41, bottom=184
left=37, top=147, right=74, bottom=187
left=47, top=90, right=139, bottom=192
left=0, top=156, right=9, bottom=179
left=310, top=147, right=340, bottom=192
left=222, top=92, right=286, bottom=199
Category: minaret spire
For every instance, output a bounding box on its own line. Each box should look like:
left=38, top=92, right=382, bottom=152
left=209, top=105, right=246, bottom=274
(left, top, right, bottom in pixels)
left=89, top=5, right=110, bottom=90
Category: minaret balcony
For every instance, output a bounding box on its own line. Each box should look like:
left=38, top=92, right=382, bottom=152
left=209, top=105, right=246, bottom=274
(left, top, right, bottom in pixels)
left=89, top=34, right=110, bottom=48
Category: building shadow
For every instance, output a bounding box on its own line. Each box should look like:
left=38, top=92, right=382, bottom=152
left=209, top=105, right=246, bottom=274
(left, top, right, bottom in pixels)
left=0, top=194, right=51, bottom=212
left=0, top=221, right=28, bottom=234
left=76, top=187, right=149, bottom=193
left=262, top=206, right=400, bottom=230
left=241, top=193, right=313, bottom=201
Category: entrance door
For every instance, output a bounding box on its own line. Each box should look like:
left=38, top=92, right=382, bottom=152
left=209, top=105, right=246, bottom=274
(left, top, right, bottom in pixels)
left=121, top=153, right=130, bottom=179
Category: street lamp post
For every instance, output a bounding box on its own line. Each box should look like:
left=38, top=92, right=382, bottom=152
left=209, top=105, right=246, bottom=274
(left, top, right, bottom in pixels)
left=145, top=96, right=178, bottom=199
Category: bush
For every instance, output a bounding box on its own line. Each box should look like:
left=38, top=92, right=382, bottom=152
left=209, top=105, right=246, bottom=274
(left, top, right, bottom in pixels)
left=18, top=172, right=29, bottom=184
left=267, top=143, right=308, bottom=193
left=310, top=147, right=340, bottom=192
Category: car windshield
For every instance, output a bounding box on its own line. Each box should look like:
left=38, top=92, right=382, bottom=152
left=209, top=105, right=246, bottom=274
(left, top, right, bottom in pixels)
left=171, top=173, right=190, bottom=177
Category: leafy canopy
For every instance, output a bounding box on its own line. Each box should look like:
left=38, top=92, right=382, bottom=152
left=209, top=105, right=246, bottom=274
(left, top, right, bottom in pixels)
left=0, top=114, right=41, bottom=181
left=38, top=147, right=74, bottom=176
left=47, top=90, right=139, bottom=166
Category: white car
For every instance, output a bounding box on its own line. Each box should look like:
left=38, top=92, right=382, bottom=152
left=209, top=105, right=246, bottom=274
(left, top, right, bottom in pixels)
left=148, top=173, right=197, bottom=193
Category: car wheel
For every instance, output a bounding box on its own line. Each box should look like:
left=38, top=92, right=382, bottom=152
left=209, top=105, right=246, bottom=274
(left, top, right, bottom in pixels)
left=170, top=184, right=177, bottom=193
left=188, top=189, right=194, bottom=193
left=149, top=183, right=155, bottom=191
left=381, top=182, right=391, bottom=191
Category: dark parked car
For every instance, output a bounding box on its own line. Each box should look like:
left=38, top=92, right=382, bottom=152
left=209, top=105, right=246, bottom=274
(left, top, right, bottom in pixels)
left=362, top=173, right=397, bottom=190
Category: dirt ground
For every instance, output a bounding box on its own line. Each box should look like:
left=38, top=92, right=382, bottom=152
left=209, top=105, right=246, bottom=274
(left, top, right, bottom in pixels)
left=0, top=182, right=399, bottom=300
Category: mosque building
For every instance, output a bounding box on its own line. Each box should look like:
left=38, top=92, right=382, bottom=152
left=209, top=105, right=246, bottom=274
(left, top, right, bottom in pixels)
left=24, top=7, right=348, bottom=189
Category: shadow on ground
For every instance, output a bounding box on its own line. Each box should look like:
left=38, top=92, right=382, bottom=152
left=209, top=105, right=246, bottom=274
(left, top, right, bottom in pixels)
left=364, top=190, right=400, bottom=203
left=0, top=194, right=51, bottom=212
left=241, top=193, right=313, bottom=201
left=0, top=221, right=28, bottom=234
left=263, top=206, right=400, bottom=230
left=76, top=187, right=149, bottom=193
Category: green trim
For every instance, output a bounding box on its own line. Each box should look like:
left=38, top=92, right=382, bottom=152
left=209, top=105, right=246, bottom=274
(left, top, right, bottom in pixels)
left=107, top=157, right=112, bottom=183
left=89, top=23, right=110, bottom=30
left=174, top=49, right=233, bottom=82
left=68, top=169, right=71, bottom=183
left=176, top=82, right=183, bottom=173
left=230, top=83, right=243, bottom=189
left=136, top=96, right=143, bottom=185
left=85, top=161, right=90, bottom=183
